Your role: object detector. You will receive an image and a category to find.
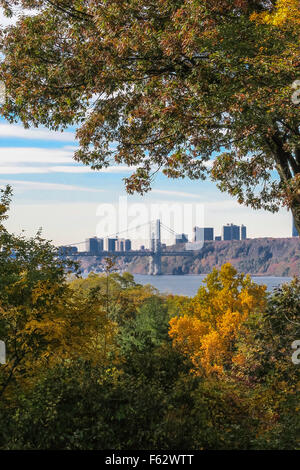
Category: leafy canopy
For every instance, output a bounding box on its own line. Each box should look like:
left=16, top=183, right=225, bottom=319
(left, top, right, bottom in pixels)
left=0, top=1, right=299, bottom=229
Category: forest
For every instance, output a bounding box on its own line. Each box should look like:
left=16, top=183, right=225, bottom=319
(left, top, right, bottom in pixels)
left=0, top=0, right=299, bottom=450
left=0, top=187, right=299, bottom=450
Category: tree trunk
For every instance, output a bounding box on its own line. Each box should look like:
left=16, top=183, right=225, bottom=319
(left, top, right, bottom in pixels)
left=291, top=200, right=300, bottom=236
left=267, top=134, right=300, bottom=237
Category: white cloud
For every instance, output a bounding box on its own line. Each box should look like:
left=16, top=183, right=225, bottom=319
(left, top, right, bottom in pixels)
left=152, top=189, right=203, bottom=199
left=0, top=144, right=136, bottom=174
left=0, top=123, right=76, bottom=142
left=205, top=200, right=242, bottom=209
left=44, top=166, right=92, bottom=174
left=0, top=166, right=50, bottom=174
left=0, top=147, right=74, bottom=164
left=62, top=145, right=79, bottom=151
left=52, top=165, right=135, bottom=174
left=0, top=12, right=15, bottom=26
left=0, top=179, right=104, bottom=193
left=0, top=163, right=135, bottom=174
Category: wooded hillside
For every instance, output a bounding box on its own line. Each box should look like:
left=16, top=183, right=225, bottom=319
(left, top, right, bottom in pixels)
left=77, top=238, right=300, bottom=277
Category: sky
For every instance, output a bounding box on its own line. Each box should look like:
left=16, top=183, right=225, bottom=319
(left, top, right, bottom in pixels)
left=0, top=10, right=293, bottom=249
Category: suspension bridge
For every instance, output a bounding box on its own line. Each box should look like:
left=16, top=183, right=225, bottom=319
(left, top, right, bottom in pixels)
left=62, top=219, right=196, bottom=275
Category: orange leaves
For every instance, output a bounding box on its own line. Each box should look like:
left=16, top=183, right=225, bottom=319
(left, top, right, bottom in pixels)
left=169, top=263, right=267, bottom=376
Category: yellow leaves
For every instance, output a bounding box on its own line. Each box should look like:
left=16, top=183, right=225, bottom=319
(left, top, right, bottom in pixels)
left=199, top=330, right=227, bottom=376
left=169, top=315, right=208, bottom=356
left=239, top=284, right=267, bottom=313
left=251, top=0, right=300, bottom=27
left=218, top=308, right=246, bottom=338
left=169, top=263, right=267, bottom=377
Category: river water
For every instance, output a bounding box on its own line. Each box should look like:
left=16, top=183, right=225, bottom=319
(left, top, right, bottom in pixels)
left=133, top=274, right=293, bottom=297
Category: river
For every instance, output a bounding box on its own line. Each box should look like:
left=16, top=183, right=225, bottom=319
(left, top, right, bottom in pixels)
left=133, top=274, right=292, bottom=297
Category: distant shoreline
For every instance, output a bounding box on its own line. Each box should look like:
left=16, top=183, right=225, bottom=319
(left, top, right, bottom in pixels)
left=133, top=273, right=294, bottom=278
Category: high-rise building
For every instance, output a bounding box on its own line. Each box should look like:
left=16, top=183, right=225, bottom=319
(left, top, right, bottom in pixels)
left=115, top=239, right=124, bottom=251
left=175, top=233, right=188, bottom=244
left=104, top=238, right=117, bottom=252
left=98, top=238, right=104, bottom=252
left=292, top=219, right=299, bottom=237
left=241, top=225, right=247, bottom=240
left=193, top=227, right=214, bottom=242
left=222, top=224, right=240, bottom=241
left=125, top=239, right=132, bottom=251
left=86, top=237, right=103, bottom=255
left=115, top=238, right=132, bottom=251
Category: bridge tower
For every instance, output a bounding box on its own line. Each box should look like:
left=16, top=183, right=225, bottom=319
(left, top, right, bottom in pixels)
left=148, top=219, right=162, bottom=275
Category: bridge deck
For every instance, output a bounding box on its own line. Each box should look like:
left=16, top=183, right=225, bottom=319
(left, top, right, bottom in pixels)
left=66, top=251, right=195, bottom=257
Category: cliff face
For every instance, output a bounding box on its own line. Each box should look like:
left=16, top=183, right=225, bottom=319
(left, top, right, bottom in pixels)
left=159, top=238, right=300, bottom=276
left=75, top=238, right=300, bottom=277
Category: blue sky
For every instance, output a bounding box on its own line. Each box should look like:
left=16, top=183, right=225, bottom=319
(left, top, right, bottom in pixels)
left=0, top=12, right=293, bottom=249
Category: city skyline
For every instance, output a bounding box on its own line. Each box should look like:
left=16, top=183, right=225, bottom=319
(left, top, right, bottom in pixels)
left=63, top=219, right=298, bottom=255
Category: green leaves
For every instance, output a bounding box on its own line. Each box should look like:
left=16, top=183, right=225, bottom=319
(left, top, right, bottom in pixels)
left=118, top=296, right=170, bottom=354
left=0, top=185, right=12, bottom=231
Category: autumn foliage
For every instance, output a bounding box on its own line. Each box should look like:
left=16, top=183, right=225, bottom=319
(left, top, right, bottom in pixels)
left=251, top=0, right=300, bottom=26
left=169, top=263, right=267, bottom=375
left=0, top=195, right=299, bottom=449
left=0, top=0, right=299, bottom=231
